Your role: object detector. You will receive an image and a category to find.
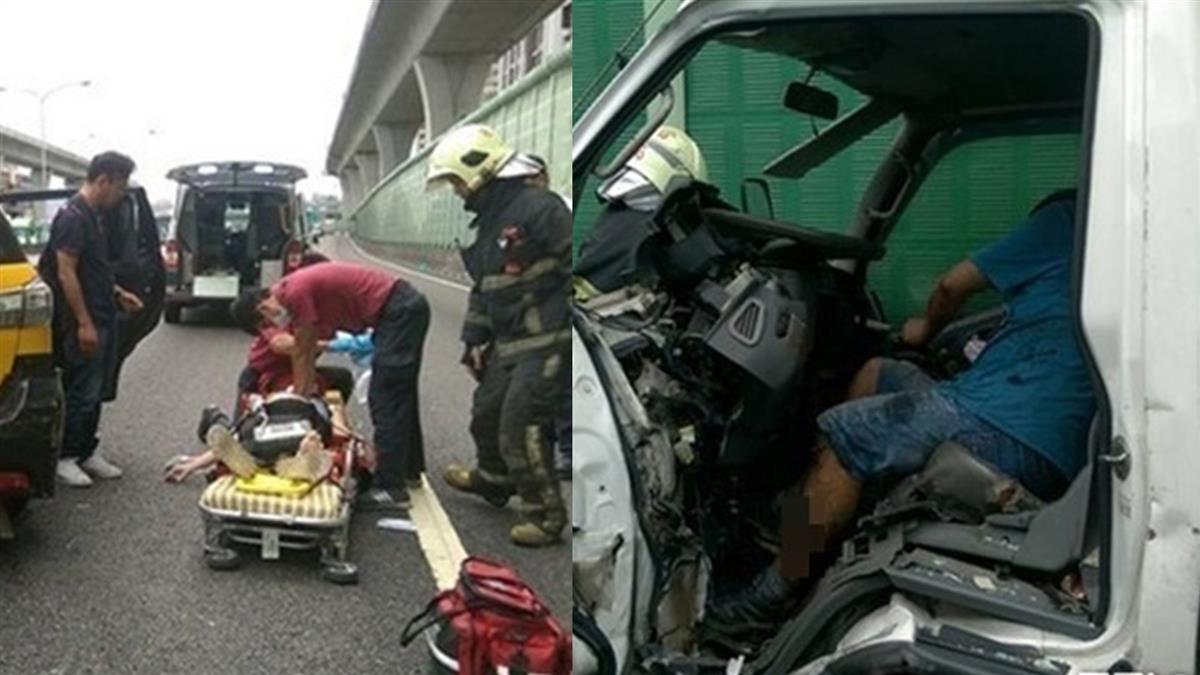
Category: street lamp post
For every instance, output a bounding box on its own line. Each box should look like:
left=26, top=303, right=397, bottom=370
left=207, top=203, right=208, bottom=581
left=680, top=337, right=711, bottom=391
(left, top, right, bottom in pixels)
left=0, top=79, right=92, bottom=187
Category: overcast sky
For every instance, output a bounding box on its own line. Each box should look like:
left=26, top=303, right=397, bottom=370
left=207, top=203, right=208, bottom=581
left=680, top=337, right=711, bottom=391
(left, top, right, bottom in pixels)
left=0, top=0, right=373, bottom=205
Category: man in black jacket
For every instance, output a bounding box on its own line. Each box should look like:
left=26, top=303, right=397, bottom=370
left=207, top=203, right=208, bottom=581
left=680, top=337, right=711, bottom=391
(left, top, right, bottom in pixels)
left=574, top=125, right=709, bottom=298
left=427, top=124, right=570, bottom=548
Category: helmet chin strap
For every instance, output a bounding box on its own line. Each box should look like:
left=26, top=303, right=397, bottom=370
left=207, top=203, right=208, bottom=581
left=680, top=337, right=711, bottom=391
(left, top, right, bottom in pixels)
left=598, top=168, right=663, bottom=212
left=622, top=189, right=664, bottom=213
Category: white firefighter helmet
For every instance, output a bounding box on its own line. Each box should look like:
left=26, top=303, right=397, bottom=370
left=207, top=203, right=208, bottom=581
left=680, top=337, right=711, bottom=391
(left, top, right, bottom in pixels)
left=427, top=124, right=516, bottom=194
left=598, top=125, right=707, bottom=209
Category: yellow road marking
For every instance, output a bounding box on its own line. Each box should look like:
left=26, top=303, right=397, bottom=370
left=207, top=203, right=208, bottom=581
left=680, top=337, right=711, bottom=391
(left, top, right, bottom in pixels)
left=407, top=475, right=469, bottom=591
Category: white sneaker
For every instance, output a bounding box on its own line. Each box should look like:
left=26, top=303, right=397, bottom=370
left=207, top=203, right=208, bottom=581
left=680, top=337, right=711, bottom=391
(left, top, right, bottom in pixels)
left=57, top=459, right=94, bottom=487
left=80, top=454, right=124, bottom=480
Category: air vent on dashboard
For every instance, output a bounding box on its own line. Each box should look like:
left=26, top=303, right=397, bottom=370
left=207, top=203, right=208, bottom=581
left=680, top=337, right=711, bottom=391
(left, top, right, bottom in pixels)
left=729, top=299, right=764, bottom=346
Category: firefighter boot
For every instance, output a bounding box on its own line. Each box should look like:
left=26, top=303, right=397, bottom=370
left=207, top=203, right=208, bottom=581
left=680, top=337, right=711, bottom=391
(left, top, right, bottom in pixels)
left=442, top=462, right=516, bottom=507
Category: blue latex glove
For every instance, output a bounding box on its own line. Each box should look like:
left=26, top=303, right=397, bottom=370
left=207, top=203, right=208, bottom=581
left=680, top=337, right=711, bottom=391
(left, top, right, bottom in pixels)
left=326, top=329, right=374, bottom=366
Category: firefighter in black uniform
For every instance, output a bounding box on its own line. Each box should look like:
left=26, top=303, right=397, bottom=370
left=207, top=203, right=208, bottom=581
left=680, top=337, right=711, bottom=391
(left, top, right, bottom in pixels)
left=574, top=125, right=709, bottom=298
left=517, top=155, right=571, bottom=481
left=428, top=125, right=570, bottom=547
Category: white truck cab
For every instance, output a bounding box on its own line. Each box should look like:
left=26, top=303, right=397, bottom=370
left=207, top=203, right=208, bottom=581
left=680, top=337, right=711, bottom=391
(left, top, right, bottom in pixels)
left=572, top=1, right=1200, bottom=673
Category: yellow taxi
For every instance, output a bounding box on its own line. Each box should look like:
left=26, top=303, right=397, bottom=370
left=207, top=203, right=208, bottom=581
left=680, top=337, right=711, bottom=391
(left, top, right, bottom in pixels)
left=0, top=209, right=63, bottom=534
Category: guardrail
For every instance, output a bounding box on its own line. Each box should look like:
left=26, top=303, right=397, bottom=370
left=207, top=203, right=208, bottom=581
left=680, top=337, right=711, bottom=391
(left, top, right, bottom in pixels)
left=347, top=47, right=571, bottom=265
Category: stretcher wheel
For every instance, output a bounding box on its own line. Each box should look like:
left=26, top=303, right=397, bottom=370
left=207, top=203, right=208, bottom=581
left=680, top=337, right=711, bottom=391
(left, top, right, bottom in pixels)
left=322, top=561, right=359, bottom=585
left=204, top=546, right=241, bottom=571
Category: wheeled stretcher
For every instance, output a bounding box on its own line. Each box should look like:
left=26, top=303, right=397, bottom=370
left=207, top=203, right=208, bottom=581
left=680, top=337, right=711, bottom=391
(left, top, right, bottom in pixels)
left=197, top=390, right=366, bottom=584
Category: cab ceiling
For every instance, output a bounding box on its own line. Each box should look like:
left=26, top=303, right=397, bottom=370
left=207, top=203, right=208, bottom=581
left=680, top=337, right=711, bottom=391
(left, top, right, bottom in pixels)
left=723, top=14, right=1089, bottom=114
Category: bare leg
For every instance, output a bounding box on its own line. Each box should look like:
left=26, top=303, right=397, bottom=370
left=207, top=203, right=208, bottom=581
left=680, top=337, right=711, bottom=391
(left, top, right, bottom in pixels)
left=329, top=401, right=349, bottom=434
left=706, top=357, right=881, bottom=634
left=705, top=438, right=864, bottom=632
left=776, top=357, right=880, bottom=578
left=846, top=356, right=884, bottom=399
left=779, top=439, right=862, bottom=581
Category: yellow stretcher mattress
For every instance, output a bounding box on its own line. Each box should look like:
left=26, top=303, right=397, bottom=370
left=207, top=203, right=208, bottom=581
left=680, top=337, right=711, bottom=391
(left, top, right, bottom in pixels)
left=200, top=475, right=344, bottom=522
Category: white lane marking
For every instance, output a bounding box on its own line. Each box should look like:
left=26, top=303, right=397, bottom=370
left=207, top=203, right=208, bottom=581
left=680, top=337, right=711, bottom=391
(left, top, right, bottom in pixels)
left=340, top=234, right=471, bottom=293
left=407, top=475, right=469, bottom=591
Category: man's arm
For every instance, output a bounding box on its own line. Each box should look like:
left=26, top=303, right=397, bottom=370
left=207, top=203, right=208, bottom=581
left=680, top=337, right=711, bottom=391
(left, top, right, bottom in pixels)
left=521, top=193, right=573, bottom=266
left=164, top=450, right=217, bottom=483
left=904, top=259, right=990, bottom=346
left=290, top=325, right=320, bottom=394
left=56, top=249, right=99, bottom=355
left=114, top=284, right=144, bottom=313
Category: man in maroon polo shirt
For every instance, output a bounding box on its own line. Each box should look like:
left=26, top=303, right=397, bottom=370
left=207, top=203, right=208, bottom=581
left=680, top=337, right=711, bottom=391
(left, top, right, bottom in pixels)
left=231, top=261, right=430, bottom=510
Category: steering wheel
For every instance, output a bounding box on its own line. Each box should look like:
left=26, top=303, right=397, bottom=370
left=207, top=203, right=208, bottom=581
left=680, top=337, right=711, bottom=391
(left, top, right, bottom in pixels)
left=702, top=208, right=885, bottom=263
left=886, top=307, right=1009, bottom=380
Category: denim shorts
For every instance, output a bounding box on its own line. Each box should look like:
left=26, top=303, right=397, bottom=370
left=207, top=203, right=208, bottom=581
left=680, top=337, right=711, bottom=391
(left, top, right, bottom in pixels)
left=816, top=359, right=1067, bottom=500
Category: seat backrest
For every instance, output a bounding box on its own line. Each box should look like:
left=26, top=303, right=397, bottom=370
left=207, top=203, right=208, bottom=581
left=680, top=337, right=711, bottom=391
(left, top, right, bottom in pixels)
left=1007, top=413, right=1100, bottom=569
left=1009, top=462, right=1092, bottom=571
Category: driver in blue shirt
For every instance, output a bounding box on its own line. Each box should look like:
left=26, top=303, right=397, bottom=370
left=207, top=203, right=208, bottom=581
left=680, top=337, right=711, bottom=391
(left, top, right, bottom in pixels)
left=708, top=189, right=1097, bottom=639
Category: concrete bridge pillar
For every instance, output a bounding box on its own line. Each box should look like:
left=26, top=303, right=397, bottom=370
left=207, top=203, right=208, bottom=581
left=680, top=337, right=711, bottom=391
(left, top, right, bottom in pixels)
left=342, top=166, right=365, bottom=212
left=339, top=174, right=354, bottom=210
left=414, top=53, right=495, bottom=138
left=354, top=153, right=381, bottom=190
left=372, top=123, right=421, bottom=175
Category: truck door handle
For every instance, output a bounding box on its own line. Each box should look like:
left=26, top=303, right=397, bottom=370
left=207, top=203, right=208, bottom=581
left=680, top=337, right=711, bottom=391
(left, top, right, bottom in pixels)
left=1099, top=437, right=1131, bottom=481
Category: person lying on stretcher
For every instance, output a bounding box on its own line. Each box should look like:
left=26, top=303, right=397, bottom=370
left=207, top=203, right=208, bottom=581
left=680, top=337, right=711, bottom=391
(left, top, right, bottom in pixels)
left=164, top=329, right=361, bottom=484
left=164, top=391, right=351, bottom=483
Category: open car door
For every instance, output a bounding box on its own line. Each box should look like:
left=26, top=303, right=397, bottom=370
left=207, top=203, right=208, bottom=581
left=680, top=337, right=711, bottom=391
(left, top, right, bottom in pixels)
left=102, top=187, right=165, bottom=400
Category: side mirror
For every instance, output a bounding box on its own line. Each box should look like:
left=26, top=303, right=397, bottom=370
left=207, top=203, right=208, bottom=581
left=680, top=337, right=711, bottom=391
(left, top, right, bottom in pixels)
left=783, top=81, right=839, bottom=120
left=740, top=178, right=775, bottom=220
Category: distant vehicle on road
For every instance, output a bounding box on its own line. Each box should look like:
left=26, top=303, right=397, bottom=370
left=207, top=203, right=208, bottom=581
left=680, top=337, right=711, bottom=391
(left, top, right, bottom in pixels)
left=162, top=161, right=310, bottom=324
left=154, top=210, right=171, bottom=241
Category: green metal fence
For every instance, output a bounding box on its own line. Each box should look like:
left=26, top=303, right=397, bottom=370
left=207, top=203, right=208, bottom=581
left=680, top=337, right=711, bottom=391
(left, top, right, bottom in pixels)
left=350, top=47, right=572, bottom=249
left=870, top=133, right=1080, bottom=321
left=684, top=43, right=899, bottom=235
left=571, top=5, right=1082, bottom=320
left=573, top=0, right=649, bottom=122
left=572, top=0, right=653, bottom=250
